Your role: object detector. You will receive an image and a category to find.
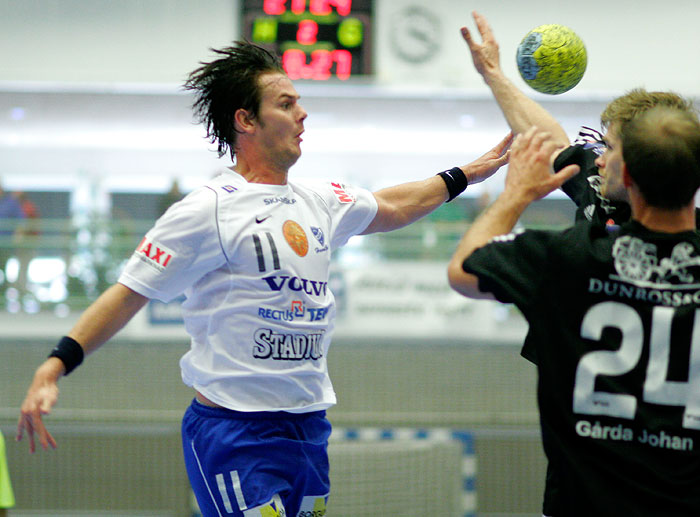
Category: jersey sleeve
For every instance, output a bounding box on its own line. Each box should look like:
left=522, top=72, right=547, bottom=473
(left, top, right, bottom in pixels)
left=304, top=181, right=378, bottom=249
left=462, top=229, right=554, bottom=311
left=118, top=187, right=226, bottom=302
left=556, top=145, right=600, bottom=211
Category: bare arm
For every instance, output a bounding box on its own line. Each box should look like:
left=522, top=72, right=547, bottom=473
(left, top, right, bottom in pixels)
left=447, top=128, right=580, bottom=298
left=462, top=11, right=570, bottom=148
left=17, top=283, right=148, bottom=452
left=362, top=133, right=512, bottom=234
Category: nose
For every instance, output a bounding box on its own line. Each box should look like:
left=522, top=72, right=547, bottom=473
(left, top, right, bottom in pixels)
left=298, top=103, right=308, bottom=122
left=594, top=153, right=605, bottom=170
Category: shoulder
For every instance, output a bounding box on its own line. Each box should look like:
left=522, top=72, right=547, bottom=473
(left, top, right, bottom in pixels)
left=549, top=221, right=614, bottom=266
left=155, top=185, right=221, bottom=238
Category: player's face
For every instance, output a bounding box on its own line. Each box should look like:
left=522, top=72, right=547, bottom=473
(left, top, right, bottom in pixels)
left=595, top=124, right=628, bottom=202
left=253, top=72, right=308, bottom=170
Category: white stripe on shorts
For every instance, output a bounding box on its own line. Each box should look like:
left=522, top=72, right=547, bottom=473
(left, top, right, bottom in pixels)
left=215, top=473, right=234, bottom=513
left=231, top=470, right=248, bottom=511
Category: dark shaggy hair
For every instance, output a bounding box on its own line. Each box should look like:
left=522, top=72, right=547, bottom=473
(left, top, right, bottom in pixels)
left=184, top=41, right=284, bottom=159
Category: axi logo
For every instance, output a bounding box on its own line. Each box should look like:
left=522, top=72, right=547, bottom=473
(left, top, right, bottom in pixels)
left=135, top=237, right=174, bottom=272
left=330, top=182, right=355, bottom=203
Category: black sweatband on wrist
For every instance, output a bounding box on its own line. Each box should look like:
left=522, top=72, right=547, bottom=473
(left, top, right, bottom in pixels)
left=437, top=167, right=468, bottom=202
left=48, top=336, right=84, bottom=375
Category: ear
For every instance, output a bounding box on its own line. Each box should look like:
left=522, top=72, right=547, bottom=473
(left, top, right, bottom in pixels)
left=234, top=108, right=256, bottom=134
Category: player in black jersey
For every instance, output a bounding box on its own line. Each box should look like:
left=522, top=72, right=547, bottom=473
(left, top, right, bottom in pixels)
left=448, top=107, right=700, bottom=516
left=462, top=13, right=699, bottom=514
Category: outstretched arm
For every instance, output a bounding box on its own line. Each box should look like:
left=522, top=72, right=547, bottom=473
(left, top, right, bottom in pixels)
left=447, top=128, right=580, bottom=298
left=362, top=133, right=512, bottom=234
left=17, top=283, right=148, bottom=453
left=462, top=11, right=570, bottom=148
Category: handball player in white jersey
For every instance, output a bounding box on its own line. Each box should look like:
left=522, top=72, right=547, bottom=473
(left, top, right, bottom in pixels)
left=17, top=41, right=511, bottom=516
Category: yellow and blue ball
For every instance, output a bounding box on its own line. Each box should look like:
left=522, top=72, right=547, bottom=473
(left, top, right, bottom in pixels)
left=516, top=24, right=587, bottom=95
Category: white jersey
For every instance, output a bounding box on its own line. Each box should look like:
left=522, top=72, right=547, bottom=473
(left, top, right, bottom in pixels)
left=118, top=170, right=378, bottom=412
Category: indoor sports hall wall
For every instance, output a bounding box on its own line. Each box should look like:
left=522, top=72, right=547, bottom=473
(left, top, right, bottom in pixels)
left=1, top=0, right=699, bottom=516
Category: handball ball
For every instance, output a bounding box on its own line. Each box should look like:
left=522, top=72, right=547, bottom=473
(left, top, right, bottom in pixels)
left=516, top=24, right=587, bottom=95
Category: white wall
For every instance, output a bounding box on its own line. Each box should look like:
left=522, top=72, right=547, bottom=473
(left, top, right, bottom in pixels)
left=377, top=0, right=700, bottom=96
left=2, top=0, right=699, bottom=94
left=0, top=0, right=698, bottom=194
left=0, top=0, right=238, bottom=85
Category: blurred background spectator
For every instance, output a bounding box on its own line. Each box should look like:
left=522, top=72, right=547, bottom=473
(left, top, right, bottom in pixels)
left=0, top=181, right=25, bottom=293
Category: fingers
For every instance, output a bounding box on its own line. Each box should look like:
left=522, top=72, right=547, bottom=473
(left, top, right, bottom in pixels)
left=17, top=411, right=57, bottom=453
left=18, top=388, right=58, bottom=453
left=499, top=150, right=511, bottom=167
left=17, top=414, right=37, bottom=453
left=495, top=132, right=515, bottom=156
left=513, top=127, right=556, bottom=157
left=472, top=11, right=492, bottom=40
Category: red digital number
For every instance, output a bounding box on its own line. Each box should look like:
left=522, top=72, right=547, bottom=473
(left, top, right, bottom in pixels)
left=283, top=49, right=307, bottom=80
left=264, top=0, right=310, bottom=15
left=282, top=49, right=353, bottom=81
left=296, top=19, right=318, bottom=45
left=291, top=0, right=306, bottom=14
left=309, top=0, right=352, bottom=16
left=310, top=50, right=333, bottom=80
left=332, top=49, right=352, bottom=80
left=263, top=0, right=286, bottom=15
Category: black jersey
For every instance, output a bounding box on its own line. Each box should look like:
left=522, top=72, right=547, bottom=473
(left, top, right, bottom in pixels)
left=519, top=129, right=631, bottom=366
left=464, top=220, right=700, bottom=516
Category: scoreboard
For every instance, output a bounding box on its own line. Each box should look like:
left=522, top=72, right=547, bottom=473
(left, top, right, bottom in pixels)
left=241, top=0, right=372, bottom=81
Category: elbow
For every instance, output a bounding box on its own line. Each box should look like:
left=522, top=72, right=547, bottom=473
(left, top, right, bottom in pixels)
left=447, top=260, right=470, bottom=296
left=447, top=259, right=486, bottom=299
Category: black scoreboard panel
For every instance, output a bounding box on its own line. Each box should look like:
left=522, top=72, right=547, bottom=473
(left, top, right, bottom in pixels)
left=241, top=0, right=372, bottom=81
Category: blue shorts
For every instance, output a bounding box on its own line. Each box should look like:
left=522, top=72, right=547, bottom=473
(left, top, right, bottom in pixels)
left=181, top=399, right=331, bottom=517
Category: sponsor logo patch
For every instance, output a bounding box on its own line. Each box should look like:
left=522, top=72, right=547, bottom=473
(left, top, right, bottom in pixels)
left=311, top=226, right=329, bottom=253
left=134, top=237, right=174, bottom=272
left=311, top=226, right=325, bottom=246
left=262, top=275, right=328, bottom=297
left=253, top=328, right=325, bottom=360
left=330, top=182, right=355, bottom=203
left=264, top=196, right=296, bottom=205
left=282, top=220, right=309, bottom=257
left=257, top=302, right=329, bottom=322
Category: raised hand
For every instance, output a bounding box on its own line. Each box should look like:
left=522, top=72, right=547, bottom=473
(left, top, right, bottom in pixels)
left=463, top=132, right=513, bottom=185
left=461, top=11, right=503, bottom=81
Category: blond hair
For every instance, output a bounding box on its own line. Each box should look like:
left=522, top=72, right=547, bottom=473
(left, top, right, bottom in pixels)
left=600, top=88, right=698, bottom=132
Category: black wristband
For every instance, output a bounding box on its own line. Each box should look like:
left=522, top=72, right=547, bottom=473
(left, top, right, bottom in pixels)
left=48, top=336, right=84, bottom=375
left=437, top=167, right=468, bottom=202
